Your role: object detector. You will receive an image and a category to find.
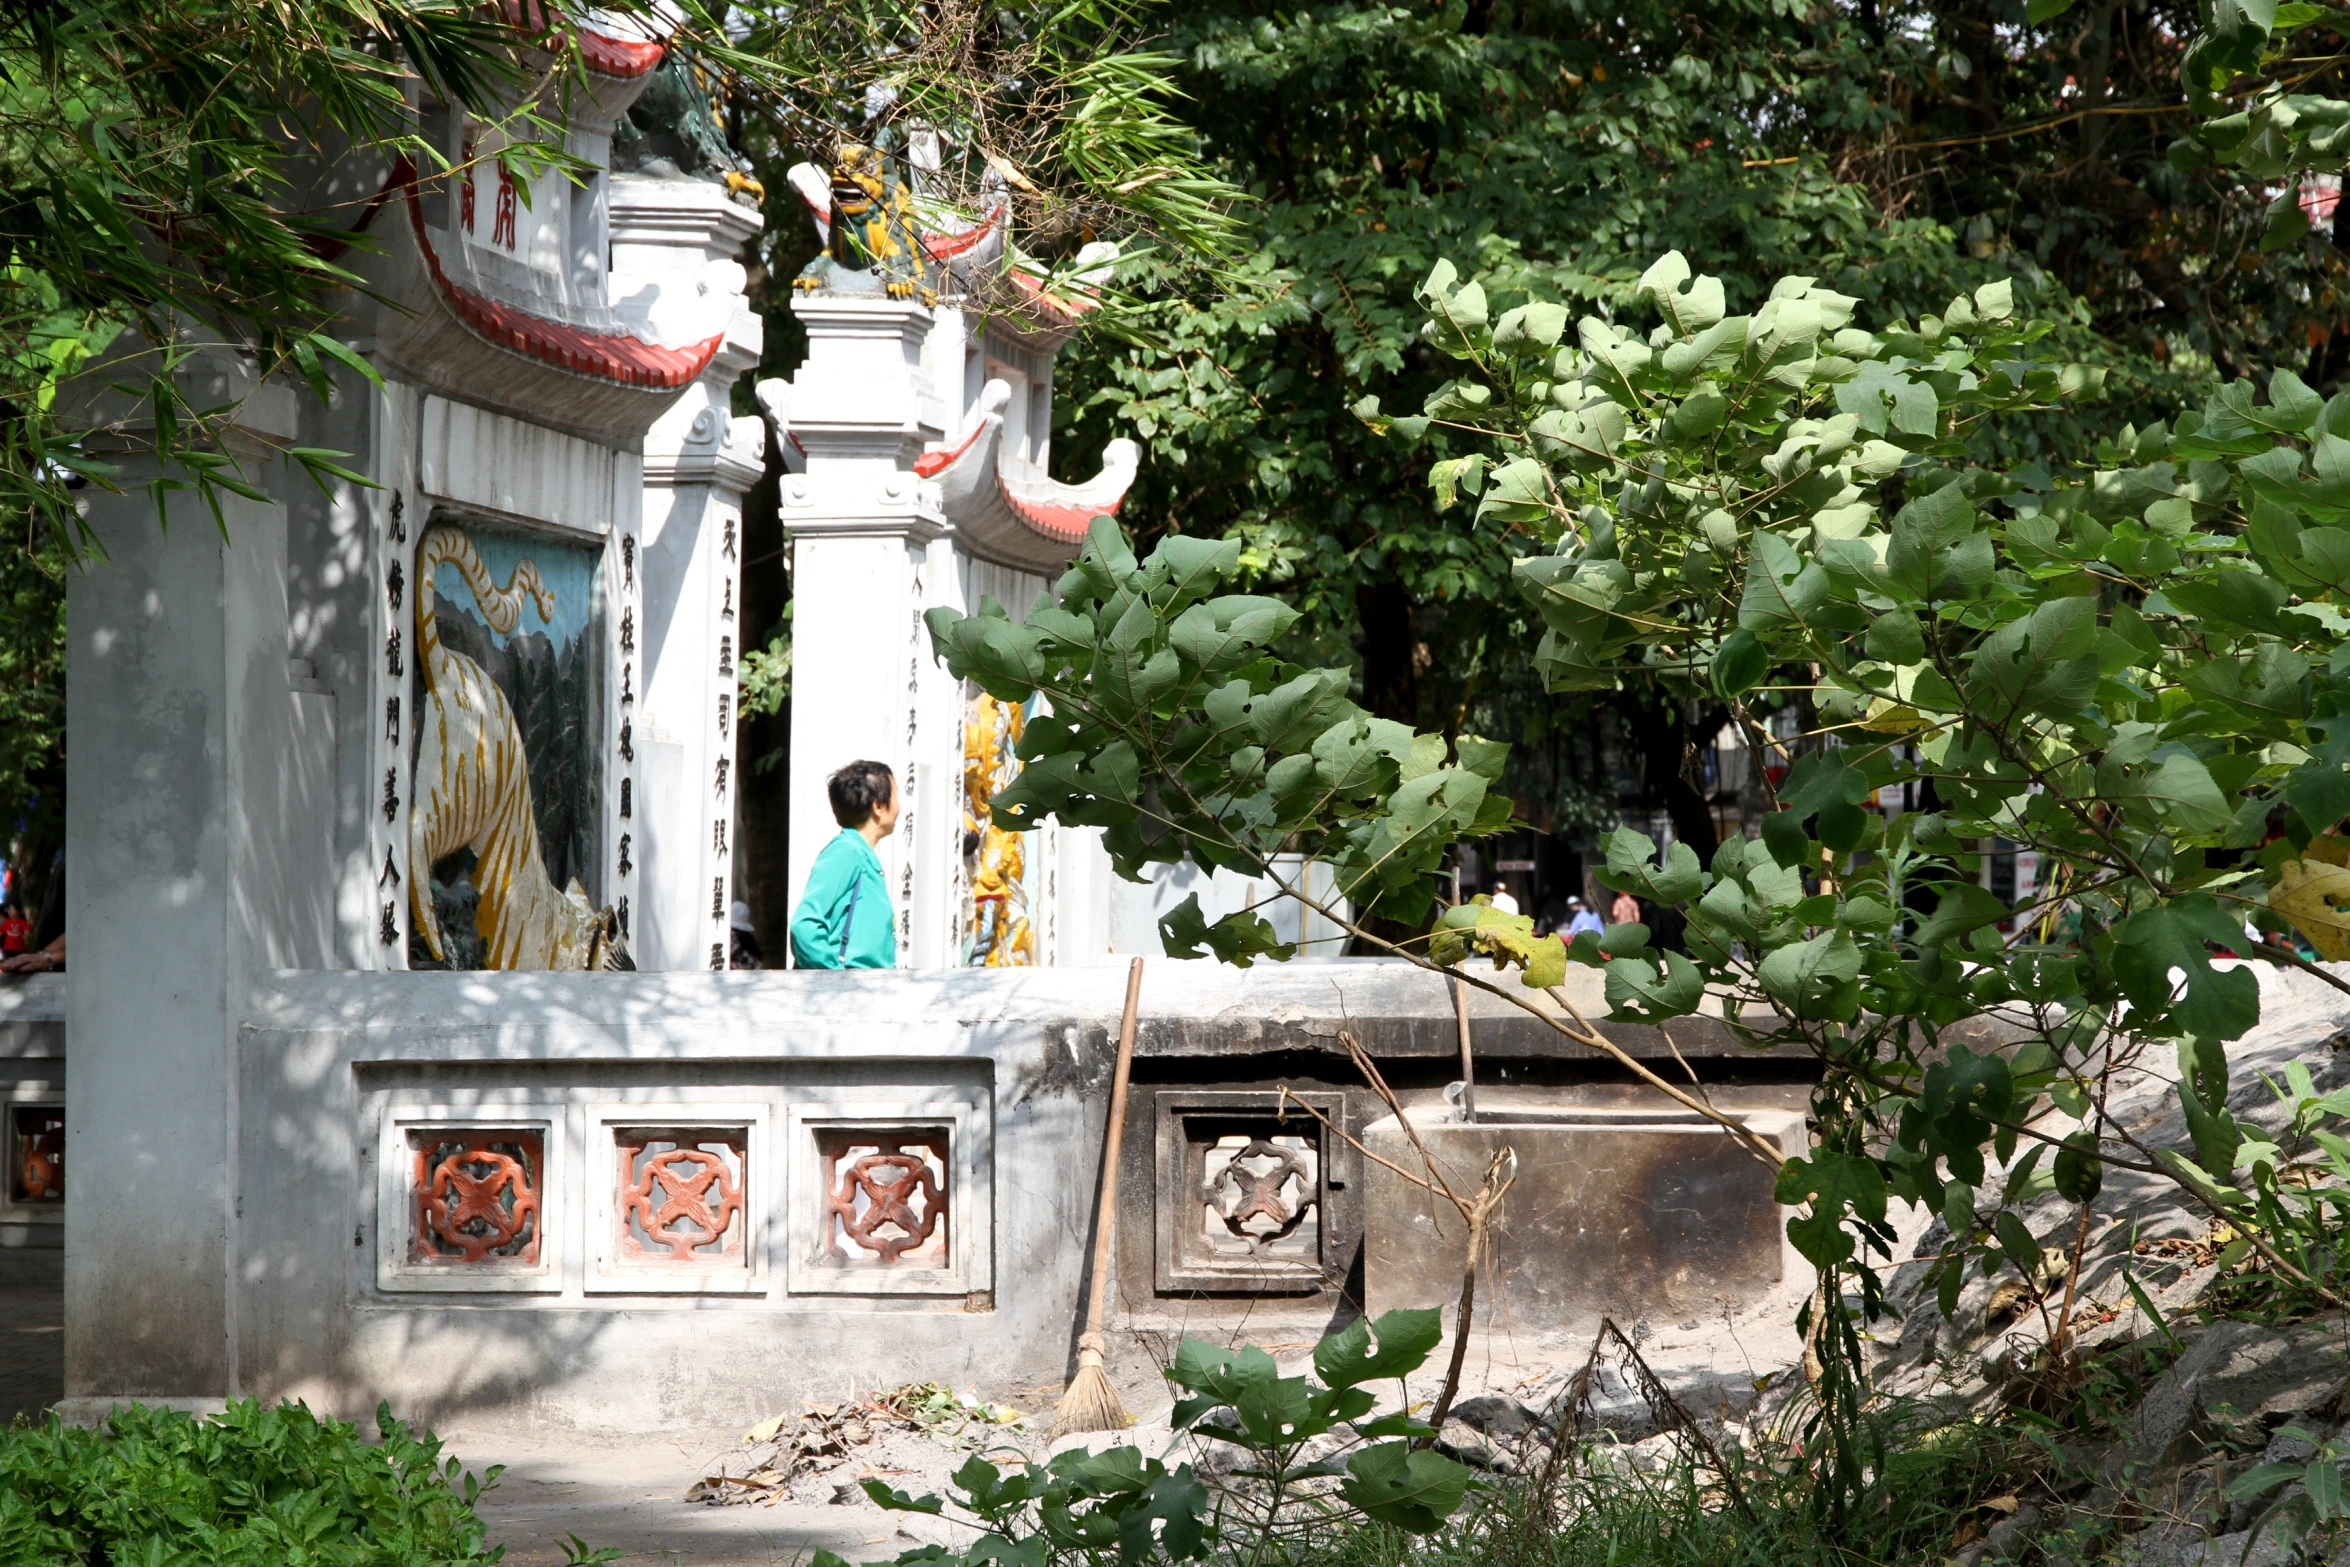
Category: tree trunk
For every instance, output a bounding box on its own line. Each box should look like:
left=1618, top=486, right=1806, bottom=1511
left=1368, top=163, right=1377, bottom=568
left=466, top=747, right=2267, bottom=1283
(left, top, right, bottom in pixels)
left=1356, top=578, right=1418, bottom=724
left=1632, top=699, right=1719, bottom=863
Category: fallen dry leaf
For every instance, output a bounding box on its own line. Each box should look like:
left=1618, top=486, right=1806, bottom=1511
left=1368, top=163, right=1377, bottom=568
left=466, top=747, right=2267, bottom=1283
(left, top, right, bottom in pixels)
left=2272, top=856, right=2350, bottom=960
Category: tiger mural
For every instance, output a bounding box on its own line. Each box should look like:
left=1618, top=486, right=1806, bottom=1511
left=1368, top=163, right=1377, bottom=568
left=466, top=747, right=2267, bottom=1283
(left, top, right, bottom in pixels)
left=410, top=522, right=625, bottom=971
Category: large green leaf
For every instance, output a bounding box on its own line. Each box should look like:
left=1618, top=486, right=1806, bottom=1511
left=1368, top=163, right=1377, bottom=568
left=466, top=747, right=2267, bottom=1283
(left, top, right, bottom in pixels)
left=1603, top=948, right=1706, bottom=1021
left=1774, top=1150, right=1887, bottom=1266
left=1757, top=930, right=1864, bottom=1021
left=1599, top=827, right=1705, bottom=904
left=1885, top=481, right=1989, bottom=600
left=1313, top=1308, right=1442, bottom=1388
left=2112, top=898, right=2264, bottom=1041
left=1738, top=530, right=1827, bottom=632
left=1964, top=596, right=2100, bottom=721
left=1338, top=1443, right=1470, bottom=1534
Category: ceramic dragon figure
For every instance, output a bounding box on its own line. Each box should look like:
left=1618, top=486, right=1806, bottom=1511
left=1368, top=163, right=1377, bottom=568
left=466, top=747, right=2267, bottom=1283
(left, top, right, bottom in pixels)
left=791, top=144, right=939, bottom=305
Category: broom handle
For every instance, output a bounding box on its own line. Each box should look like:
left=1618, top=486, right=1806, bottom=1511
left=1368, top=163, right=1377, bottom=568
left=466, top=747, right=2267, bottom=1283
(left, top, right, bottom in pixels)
left=1084, top=957, right=1146, bottom=1337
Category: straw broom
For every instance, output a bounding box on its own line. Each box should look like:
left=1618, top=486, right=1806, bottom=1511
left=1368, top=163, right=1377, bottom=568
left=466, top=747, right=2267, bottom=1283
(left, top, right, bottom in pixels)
left=1054, top=956, right=1144, bottom=1435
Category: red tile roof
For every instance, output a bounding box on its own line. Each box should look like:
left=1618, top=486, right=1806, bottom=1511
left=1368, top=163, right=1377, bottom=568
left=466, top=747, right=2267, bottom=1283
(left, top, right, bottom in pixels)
left=388, top=157, right=724, bottom=389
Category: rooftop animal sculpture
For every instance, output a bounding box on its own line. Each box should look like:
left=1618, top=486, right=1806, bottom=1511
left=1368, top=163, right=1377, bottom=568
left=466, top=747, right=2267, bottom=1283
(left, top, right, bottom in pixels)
left=792, top=144, right=938, bottom=305
left=410, top=522, right=626, bottom=971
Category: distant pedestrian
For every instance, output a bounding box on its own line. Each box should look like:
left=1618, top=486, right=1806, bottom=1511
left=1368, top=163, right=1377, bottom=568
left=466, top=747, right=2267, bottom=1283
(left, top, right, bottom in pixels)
left=1609, top=889, right=1640, bottom=928
left=789, top=760, right=900, bottom=969
left=1565, top=896, right=1604, bottom=940
left=728, top=902, right=764, bottom=970
left=1489, top=880, right=1520, bottom=916
left=0, top=904, right=27, bottom=956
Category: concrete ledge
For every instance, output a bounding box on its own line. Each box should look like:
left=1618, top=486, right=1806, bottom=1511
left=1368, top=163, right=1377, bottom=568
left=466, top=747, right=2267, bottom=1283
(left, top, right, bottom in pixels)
left=0, top=1245, right=63, bottom=1286
left=0, top=974, right=65, bottom=1064
left=0, top=974, right=64, bottom=1022
left=245, top=960, right=1807, bottom=1062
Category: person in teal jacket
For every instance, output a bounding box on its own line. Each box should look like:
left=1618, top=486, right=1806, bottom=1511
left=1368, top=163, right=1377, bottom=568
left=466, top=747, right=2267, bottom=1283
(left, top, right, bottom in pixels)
left=790, top=759, right=899, bottom=968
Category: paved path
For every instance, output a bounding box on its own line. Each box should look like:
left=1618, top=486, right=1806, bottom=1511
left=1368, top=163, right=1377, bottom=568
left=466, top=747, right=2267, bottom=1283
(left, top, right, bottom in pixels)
left=443, top=1426, right=956, bottom=1567
left=0, top=1272, right=63, bottom=1427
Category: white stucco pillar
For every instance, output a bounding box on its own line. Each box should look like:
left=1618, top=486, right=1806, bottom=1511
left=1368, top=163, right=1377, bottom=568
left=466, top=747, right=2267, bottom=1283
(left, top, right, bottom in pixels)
left=62, top=351, right=302, bottom=1404
left=774, top=292, right=966, bottom=968
left=610, top=176, right=764, bottom=971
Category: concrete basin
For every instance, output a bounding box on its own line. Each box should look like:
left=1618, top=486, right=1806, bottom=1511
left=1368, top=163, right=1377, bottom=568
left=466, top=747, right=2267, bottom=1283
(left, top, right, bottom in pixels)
left=1362, top=1103, right=1808, bottom=1334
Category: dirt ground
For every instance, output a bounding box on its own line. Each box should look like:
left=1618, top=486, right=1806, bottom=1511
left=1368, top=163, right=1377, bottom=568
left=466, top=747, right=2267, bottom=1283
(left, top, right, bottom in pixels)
left=0, top=1266, right=1838, bottom=1566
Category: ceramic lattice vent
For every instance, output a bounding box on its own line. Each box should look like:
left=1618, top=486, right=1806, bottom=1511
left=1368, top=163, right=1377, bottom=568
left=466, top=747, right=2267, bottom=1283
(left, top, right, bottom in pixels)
left=1155, top=1090, right=1351, bottom=1295
left=588, top=1107, right=766, bottom=1294
left=5, top=1103, right=64, bottom=1221
left=370, top=1095, right=987, bottom=1301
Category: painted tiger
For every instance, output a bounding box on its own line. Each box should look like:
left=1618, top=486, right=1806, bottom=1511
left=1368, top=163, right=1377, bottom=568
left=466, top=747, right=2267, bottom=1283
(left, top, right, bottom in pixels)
left=410, top=522, right=625, bottom=970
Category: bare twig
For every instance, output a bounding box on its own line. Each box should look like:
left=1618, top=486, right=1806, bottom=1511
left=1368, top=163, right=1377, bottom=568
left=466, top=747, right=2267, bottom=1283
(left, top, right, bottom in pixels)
left=1288, top=1036, right=1517, bottom=1436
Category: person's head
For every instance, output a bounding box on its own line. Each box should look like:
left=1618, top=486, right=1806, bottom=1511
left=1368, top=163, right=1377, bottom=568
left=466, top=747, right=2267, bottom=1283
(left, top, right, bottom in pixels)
left=1495, top=880, right=1509, bottom=896
left=1568, top=896, right=1584, bottom=912
left=828, top=760, right=899, bottom=836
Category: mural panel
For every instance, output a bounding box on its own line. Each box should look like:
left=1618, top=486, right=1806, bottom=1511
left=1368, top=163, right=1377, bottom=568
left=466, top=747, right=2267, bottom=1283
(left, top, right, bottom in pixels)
left=409, top=518, right=618, bottom=969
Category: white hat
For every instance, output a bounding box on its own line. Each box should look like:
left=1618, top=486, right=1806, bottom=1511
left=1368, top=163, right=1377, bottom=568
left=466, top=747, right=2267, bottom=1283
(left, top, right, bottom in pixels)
left=729, top=901, right=755, bottom=933
left=1568, top=895, right=1584, bottom=906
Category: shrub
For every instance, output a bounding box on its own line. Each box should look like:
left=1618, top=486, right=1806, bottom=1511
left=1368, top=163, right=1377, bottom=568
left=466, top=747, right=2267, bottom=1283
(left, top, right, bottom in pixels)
left=0, top=1399, right=508, bottom=1566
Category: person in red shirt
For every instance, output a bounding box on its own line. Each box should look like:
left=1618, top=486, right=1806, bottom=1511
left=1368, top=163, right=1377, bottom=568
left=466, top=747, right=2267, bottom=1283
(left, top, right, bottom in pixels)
left=0, top=904, right=29, bottom=956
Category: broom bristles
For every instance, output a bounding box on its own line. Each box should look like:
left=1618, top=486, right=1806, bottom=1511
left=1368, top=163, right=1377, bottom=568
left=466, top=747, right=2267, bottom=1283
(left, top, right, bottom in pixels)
left=1052, top=1334, right=1128, bottom=1435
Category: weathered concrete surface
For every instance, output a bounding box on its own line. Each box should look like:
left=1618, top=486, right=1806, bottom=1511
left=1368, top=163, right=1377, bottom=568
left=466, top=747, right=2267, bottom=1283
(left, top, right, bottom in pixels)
left=45, top=960, right=1828, bottom=1434
left=67, top=477, right=302, bottom=1404
left=1361, top=1101, right=1808, bottom=1339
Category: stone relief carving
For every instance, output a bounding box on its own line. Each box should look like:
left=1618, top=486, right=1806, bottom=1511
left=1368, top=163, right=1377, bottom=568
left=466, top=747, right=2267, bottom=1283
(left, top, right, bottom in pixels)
left=1200, top=1135, right=1318, bottom=1258
left=791, top=144, right=939, bottom=304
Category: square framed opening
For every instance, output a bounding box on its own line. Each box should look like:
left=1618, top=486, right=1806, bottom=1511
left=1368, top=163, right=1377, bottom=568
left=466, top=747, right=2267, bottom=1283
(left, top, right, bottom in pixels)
left=1155, top=1090, right=1350, bottom=1294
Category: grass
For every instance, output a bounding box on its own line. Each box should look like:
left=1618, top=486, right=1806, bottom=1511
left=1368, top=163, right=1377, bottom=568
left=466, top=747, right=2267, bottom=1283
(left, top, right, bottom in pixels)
left=1311, top=1411, right=2037, bottom=1567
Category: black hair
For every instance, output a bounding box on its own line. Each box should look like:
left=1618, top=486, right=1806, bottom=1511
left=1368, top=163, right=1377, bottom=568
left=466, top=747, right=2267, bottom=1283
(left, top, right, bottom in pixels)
left=828, top=759, right=895, bottom=827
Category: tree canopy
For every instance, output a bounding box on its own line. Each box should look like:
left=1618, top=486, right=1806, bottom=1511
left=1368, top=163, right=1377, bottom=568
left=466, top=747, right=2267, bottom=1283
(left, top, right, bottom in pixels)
left=1049, top=0, right=2350, bottom=831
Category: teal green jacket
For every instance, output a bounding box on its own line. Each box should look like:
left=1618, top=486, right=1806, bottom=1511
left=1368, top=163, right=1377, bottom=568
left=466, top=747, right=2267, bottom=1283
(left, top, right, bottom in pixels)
left=791, top=830, right=896, bottom=969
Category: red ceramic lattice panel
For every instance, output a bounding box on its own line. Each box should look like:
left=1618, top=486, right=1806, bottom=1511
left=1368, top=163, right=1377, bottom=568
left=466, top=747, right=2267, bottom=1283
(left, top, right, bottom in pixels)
left=411, top=1131, right=542, bottom=1264
left=616, top=1132, right=745, bottom=1262
left=818, top=1128, right=949, bottom=1267
left=9, top=1106, right=62, bottom=1204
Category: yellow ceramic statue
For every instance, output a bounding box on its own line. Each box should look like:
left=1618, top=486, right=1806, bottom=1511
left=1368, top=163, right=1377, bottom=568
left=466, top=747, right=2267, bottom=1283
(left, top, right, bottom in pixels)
left=963, top=692, right=1034, bottom=966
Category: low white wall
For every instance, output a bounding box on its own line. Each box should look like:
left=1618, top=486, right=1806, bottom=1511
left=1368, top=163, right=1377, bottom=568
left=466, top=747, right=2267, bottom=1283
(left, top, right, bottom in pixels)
left=64, top=960, right=1823, bottom=1431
